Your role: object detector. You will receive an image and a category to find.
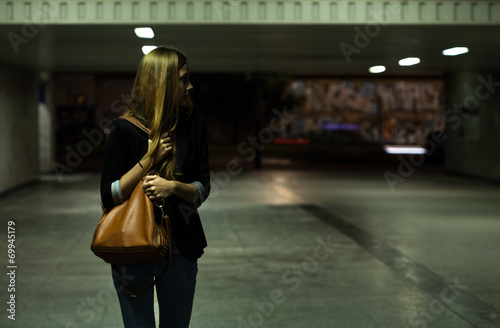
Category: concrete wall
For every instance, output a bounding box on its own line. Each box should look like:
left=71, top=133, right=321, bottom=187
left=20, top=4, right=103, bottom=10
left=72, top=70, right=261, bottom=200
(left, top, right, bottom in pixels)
left=444, top=71, right=500, bottom=181
left=0, top=61, right=39, bottom=194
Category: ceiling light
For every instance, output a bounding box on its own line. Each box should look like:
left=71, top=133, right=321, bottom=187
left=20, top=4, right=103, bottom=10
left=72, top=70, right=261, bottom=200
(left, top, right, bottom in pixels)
left=369, top=65, right=386, bottom=74
left=442, top=47, right=469, bottom=56
left=134, top=27, right=154, bottom=39
left=142, top=46, right=157, bottom=55
left=398, top=57, right=421, bottom=66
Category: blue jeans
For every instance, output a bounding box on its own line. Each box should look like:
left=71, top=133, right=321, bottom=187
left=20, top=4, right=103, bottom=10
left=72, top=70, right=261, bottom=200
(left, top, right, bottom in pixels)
left=112, top=254, right=198, bottom=328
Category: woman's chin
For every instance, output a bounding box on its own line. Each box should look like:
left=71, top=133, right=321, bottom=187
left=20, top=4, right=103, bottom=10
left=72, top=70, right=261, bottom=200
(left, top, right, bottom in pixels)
left=180, top=98, right=193, bottom=111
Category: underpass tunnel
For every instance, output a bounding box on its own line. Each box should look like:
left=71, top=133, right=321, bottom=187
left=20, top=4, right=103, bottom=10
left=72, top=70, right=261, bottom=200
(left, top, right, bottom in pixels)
left=0, top=1, right=500, bottom=327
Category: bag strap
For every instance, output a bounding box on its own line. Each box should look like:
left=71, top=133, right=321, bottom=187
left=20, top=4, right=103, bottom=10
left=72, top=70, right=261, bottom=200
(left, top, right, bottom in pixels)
left=112, top=260, right=170, bottom=298
left=121, top=115, right=151, bottom=137
left=111, top=215, right=173, bottom=298
left=120, top=115, right=159, bottom=174
left=100, top=116, right=151, bottom=215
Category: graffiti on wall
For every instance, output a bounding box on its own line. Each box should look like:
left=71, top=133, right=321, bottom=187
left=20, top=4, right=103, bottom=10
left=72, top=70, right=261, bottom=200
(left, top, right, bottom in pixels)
left=284, top=78, right=445, bottom=145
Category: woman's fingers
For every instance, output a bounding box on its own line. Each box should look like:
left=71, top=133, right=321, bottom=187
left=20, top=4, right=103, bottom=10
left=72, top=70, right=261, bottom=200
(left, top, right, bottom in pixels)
left=143, top=182, right=156, bottom=199
left=160, top=138, right=172, bottom=153
left=147, top=134, right=172, bottom=164
left=144, top=175, right=157, bottom=183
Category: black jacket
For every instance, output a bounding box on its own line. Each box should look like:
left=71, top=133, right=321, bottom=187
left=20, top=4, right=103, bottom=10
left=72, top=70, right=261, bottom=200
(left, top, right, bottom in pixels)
left=100, top=110, right=210, bottom=260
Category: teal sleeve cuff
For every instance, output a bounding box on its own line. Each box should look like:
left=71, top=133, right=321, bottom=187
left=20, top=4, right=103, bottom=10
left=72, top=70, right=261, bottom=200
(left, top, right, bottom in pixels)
left=190, top=181, right=206, bottom=208
left=111, top=180, right=125, bottom=205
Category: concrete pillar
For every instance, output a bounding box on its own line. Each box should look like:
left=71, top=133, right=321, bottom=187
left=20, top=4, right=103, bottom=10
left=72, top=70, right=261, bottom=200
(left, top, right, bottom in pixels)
left=444, top=71, right=500, bottom=181
left=0, top=61, right=39, bottom=195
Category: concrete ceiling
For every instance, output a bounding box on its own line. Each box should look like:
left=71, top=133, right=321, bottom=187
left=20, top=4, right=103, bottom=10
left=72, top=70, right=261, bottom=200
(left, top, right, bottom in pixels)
left=0, top=23, right=499, bottom=75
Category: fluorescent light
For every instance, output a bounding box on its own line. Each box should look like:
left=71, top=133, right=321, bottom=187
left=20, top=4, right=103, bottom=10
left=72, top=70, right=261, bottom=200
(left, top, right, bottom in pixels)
left=142, top=46, right=157, bottom=55
left=134, top=27, right=154, bottom=39
left=369, top=65, right=386, bottom=74
left=442, top=47, right=469, bottom=56
left=398, top=57, right=420, bottom=66
left=384, top=145, right=427, bottom=155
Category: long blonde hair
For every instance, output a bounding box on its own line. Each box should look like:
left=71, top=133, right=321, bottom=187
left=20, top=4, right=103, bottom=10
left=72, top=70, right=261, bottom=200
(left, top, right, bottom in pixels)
left=124, top=46, right=188, bottom=180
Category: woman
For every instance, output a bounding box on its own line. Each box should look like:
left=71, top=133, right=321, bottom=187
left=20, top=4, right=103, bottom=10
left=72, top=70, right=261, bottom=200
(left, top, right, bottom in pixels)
left=100, top=46, right=210, bottom=328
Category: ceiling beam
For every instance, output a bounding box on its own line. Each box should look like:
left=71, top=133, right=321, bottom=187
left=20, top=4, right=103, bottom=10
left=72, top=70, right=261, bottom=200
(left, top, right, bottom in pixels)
left=1, top=0, right=499, bottom=25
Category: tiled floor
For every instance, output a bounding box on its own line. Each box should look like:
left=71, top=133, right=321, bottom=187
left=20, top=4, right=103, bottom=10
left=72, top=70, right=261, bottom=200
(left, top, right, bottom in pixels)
left=1, top=161, right=499, bottom=327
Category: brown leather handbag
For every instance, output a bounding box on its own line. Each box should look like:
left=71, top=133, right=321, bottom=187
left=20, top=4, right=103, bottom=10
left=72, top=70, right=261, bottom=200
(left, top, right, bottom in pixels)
left=91, top=116, right=173, bottom=297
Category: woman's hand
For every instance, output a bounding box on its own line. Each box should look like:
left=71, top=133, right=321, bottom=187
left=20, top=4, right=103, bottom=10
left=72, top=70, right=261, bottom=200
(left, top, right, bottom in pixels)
left=146, top=132, right=172, bottom=166
left=143, top=175, right=177, bottom=201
